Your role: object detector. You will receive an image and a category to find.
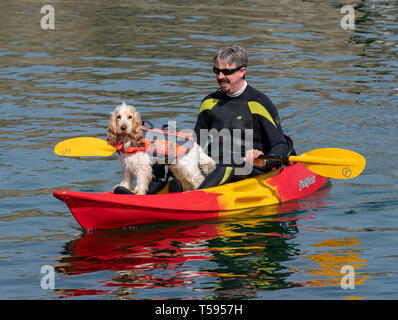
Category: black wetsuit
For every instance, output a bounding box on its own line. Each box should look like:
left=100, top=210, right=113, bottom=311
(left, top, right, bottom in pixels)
left=194, top=84, right=289, bottom=189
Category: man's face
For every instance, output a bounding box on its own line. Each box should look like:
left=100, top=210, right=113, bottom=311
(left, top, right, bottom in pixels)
left=214, top=60, right=246, bottom=94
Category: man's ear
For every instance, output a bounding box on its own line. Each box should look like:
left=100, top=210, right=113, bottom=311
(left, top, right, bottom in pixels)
left=240, top=67, right=247, bottom=79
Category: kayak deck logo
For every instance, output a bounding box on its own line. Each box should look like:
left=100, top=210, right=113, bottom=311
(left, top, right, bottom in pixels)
left=299, top=176, right=316, bottom=191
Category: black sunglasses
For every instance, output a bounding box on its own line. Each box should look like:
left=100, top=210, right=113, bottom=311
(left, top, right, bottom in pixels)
left=212, top=65, right=246, bottom=75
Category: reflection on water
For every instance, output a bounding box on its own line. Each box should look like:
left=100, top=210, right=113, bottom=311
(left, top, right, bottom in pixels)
left=56, top=221, right=303, bottom=299
left=296, top=238, right=369, bottom=294
left=51, top=186, right=369, bottom=300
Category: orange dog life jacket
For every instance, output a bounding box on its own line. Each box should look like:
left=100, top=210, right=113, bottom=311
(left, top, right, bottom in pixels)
left=113, top=126, right=195, bottom=159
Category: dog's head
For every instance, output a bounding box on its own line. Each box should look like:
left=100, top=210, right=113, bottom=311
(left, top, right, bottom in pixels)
left=107, top=102, right=143, bottom=146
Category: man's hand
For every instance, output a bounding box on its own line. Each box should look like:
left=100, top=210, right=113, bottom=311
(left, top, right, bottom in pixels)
left=243, top=149, right=264, bottom=164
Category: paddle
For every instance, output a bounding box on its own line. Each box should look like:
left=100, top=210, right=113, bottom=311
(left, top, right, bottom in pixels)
left=253, top=148, right=366, bottom=179
left=54, top=137, right=117, bottom=157
left=54, top=137, right=366, bottom=179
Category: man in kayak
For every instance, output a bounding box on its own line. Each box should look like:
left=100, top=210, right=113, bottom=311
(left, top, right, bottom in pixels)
left=191, top=44, right=291, bottom=189
left=144, top=45, right=291, bottom=194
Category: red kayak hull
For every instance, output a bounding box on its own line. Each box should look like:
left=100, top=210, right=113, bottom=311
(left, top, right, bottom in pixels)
left=53, top=163, right=328, bottom=231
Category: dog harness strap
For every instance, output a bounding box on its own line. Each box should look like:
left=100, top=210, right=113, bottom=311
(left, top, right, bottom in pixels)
left=113, top=139, right=190, bottom=157
left=113, top=127, right=195, bottom=156
left=142, top=126, right=193, bottom=141
left=152, top=140, right=189, bottom=158
left=114, top=140, right=152, bottom=154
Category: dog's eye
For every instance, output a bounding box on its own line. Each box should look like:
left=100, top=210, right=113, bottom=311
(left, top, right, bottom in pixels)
left=116, top=115, right=121, bottom=119
left=128, top=115, right=132, bottom=119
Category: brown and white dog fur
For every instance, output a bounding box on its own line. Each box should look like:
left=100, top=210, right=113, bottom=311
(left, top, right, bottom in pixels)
left=107, top=102, right=216, bottom=195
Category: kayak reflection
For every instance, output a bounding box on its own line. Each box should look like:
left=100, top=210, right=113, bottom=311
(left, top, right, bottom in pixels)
left=55, top=185, right=331, bottom=299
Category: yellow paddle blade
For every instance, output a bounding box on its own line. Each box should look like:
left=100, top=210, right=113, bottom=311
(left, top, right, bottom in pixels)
left=289, top=148, right=366, bottom=179
left=54, top=137, right=116, bottom=157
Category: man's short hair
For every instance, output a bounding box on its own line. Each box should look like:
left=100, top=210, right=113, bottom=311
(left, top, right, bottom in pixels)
left=213, top=45, right=248, bottom=67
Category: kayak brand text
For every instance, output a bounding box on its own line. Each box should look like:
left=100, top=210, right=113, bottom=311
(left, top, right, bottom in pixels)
left=299, top=176, right=316, bottom=191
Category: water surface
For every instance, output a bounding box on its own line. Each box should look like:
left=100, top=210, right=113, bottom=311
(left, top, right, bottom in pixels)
left=1, top=0, right=397, bottom=300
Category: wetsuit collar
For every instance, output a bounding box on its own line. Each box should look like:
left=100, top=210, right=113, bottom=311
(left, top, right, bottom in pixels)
left=226, top=80, right=247, bottom=98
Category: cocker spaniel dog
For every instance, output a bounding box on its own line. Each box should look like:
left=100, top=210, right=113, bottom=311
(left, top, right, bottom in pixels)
left=107, top=102, right=216, bottom=195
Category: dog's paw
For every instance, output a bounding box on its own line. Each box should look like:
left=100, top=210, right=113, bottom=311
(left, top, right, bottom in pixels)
left=132, top=186, right=148, bottom=195
left=114, top=183, right=133, bottom=192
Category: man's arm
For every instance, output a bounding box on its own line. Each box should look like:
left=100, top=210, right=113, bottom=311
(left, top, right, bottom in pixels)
left=194, top=109, right=210, bottom=148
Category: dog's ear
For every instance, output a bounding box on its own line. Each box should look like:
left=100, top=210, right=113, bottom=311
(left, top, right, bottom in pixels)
left=107, top=111, right=118, bottom=146
left=129, top=111, right=144, bottom=144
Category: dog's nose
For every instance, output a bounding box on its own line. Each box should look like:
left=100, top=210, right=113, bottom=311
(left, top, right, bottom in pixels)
left=121, top=125, right=127, bottom=131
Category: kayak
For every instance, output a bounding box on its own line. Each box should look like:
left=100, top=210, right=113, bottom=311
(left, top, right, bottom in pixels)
left=54, top=163, right=328, bottom=231
left=53, top=162, right=328, bottom=231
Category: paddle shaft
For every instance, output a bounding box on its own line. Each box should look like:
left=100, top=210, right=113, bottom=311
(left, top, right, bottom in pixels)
left=54, top=137, right=365, bottom=179
left=254, top=155, right=358, bottom=166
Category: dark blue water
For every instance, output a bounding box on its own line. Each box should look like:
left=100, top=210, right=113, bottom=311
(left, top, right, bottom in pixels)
left=1, top=0, right=397, bottom=300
